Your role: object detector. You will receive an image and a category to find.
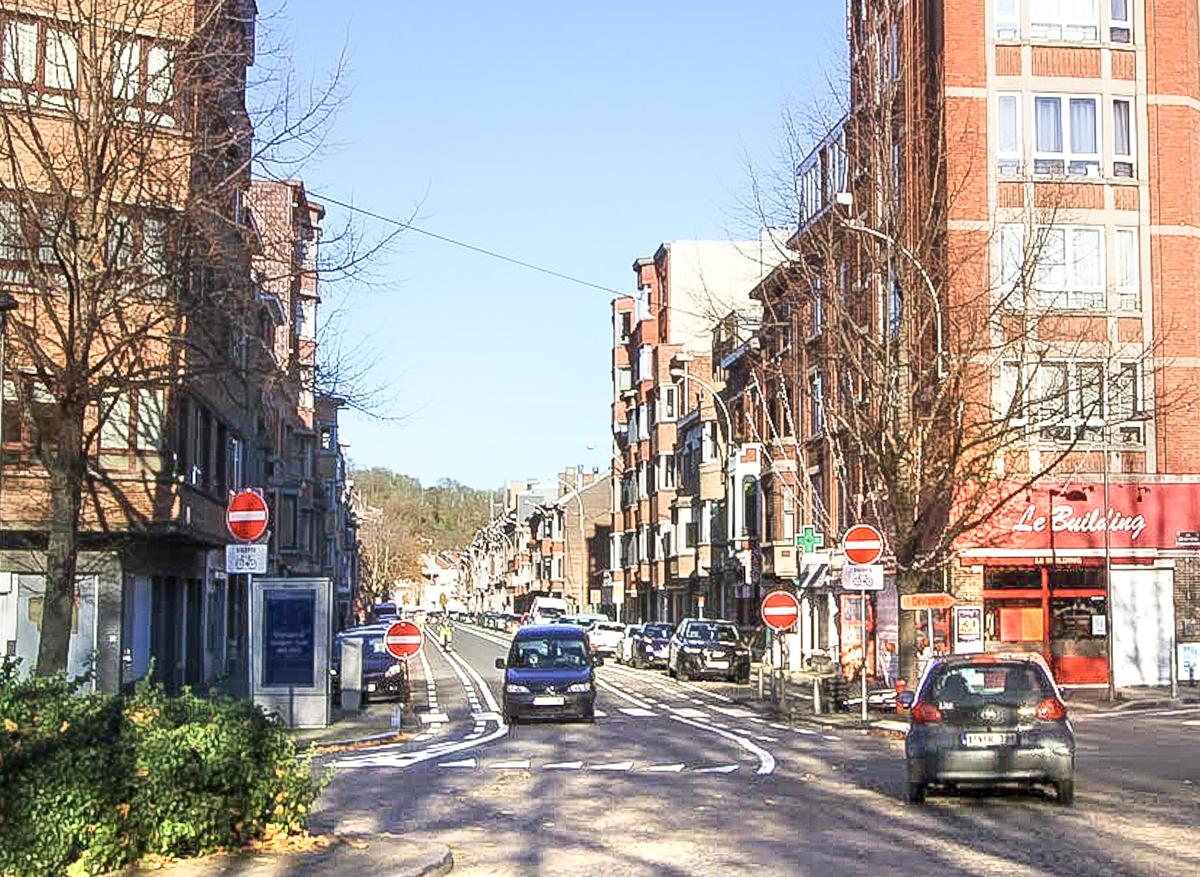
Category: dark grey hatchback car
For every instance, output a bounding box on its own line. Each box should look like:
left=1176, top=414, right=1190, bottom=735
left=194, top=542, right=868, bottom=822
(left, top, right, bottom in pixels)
left=902, top=654, right=1075, bottom=805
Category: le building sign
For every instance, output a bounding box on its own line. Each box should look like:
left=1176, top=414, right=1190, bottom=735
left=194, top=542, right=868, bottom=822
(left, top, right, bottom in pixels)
left=226, top=543, right=268, bottom=574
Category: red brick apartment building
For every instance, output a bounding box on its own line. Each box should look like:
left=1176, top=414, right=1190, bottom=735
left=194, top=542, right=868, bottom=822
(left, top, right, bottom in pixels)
left=743, top=0, right=1200, bottom=688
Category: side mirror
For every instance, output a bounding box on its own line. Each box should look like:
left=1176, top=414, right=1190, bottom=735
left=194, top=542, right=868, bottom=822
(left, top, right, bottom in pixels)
left=494, top=657, right=505, bottom=670
left=897, top=690, right=916, bottom=709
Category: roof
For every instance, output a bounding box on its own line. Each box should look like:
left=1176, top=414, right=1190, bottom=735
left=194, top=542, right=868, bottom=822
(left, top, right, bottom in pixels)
left=515, top=624, right=587, bottom=639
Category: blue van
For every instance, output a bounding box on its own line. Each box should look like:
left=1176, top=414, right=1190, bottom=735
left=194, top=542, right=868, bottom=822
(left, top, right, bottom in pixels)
left=495, top=624, right=601, bottom=724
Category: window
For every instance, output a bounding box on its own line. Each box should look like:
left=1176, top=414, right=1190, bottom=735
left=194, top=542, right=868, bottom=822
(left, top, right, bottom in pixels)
left=656, top=384, right=677, bottom=422
left=135, top=388, right=164, bottom=451
left=998, top=224, right=1026, bottom=307
left=1112, top=98, right=1134, bottom=178
left=1030, top=0, right=1100, bottom=42
left=1112, top=361, right=1144, bottom=443
left=1024, top=359, right=1111, bottom=442
left=1110, top=0, right=1131, bottom=43
left=100, top=393, right=131, bottom=449
left=1035, top=226, right=1103, bottom=309
left=658, top=454, right=676, bottom=489
left=995, top=0, right=1020, bottom=39
left=616, top=367, right=632, bottom=393
left=618, top=311, right=632, bottom=341
left=808, top=371, right=825, bottom=436
left=636, top=345, right=651, bottom=382
left=113, top=38, right=175, bottom=125
left=809, top=277, right=824, bottom=337
left=997, top=93, right=1021, bottom=176
left=1, top=20, right=77, bottom=107
left=1114, top=227, right=1139, bottom=310
left=1034, top=95, right=1100, bottom=177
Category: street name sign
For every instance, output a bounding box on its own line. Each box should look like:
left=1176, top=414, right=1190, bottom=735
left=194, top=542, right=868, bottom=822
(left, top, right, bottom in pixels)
left=227, top=490, right=269, bottom=542
left=843, top=524, right=884, bottom=565
left=760, top=590, right=801, bottom=631
left=842, top=564, right=884, bottom=591
left=226, top=543, right=268, bottom=574
left=384, top=620, right=424, bottom=659
left=900, top=592, right=956, bottom=611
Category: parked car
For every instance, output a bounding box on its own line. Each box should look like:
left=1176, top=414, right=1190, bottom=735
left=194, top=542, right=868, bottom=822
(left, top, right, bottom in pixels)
left=668, top=618, right=751, bottom=683
left=496, top=624, right=601, bottom=724
left=529, top=595, right=570, bottom=625
left=629, top=622, right=673, bottom=669
left=900, top=653, right=1075, bottom=805
left=588, top=621, right=625, bottom=657
left=331, top=624, right=408, bottom=703
left=616, top=624, right=643, bottom=664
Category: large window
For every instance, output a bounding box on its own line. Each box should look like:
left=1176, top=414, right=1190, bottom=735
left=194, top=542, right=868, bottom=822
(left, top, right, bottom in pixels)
left=1, top=19, right=77, bottom=108
left=998, top=224, right=1136, bottom=311
left=997, top=93, right=1022, bottom=176
left=995, top=0, right=1131, bottom=44
left=113, top=37, right=176, bottom=125
left=1035, top=95, right=1099, bottom=177
left=998, top=359, right=1144, bottom=444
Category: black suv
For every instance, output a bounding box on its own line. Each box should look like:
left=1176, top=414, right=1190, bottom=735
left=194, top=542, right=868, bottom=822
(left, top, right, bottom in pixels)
left=668, top=618, right=750, bottom=683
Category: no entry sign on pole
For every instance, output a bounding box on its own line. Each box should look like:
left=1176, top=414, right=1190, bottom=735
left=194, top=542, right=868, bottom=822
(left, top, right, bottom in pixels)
left=383, top=620, right=424, bottom=660
left=760, top=590, right=801, bottom=632
left=227, top=490, right=269, bottom=543
left=843, top=524, right=885, bottom=566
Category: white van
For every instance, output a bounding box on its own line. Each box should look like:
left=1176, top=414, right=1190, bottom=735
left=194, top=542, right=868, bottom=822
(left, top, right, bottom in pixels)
left=529, top=596, right=569, bottom=625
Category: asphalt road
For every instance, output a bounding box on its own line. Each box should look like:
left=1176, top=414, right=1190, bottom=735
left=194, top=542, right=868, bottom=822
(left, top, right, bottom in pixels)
left=312, top=625, right=1200, bottom=877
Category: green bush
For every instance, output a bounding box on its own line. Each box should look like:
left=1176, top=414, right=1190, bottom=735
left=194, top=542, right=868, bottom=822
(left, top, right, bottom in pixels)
left=0, top=661, right=324, bottom=877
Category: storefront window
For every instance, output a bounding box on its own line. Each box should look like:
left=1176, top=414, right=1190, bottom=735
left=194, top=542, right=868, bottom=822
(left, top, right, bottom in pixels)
left=985, top=599, right=1043, bottom=643
left=1051, top=596, right=1107, bottom=640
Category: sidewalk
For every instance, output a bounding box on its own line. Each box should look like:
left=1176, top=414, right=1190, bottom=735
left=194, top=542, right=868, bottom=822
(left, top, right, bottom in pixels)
left=288, top=702, right=414, bottom=750
left=121, top=834, right=452, bottom=877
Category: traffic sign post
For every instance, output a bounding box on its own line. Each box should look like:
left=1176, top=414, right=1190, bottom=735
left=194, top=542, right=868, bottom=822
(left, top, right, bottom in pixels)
left=384, top=620, right=424, bottom=660
left=227, top=490, right=270, bottom=543
left=843, top=524, right=885, bottom=566
left=842, top=524, right=885, bottom=725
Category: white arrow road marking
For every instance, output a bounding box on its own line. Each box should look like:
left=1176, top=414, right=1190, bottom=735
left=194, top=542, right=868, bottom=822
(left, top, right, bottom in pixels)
left=619, top=707, right=657, bottom=718
left=696, top=765, right=739, bottom=774
left=669, top=715, right=776, bottom=776
left=644, top=763, right=686, bottom=773
left=491, top=760, right=531, bottom=770
left=438, top=759, right=476, bottom=769
left=673, top=708, right=709, bottom=719
left=543, top=761, right=584, bottom=770
left=591, top=761, right=634, bottom=771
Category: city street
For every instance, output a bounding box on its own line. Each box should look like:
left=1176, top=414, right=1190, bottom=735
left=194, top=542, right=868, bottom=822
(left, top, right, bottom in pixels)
left=312, top=626, right=1200, bottom=877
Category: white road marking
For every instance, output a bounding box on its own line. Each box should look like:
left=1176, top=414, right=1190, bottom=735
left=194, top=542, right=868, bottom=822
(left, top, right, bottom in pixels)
left=439, top=759, right=476, bottom=768
left=594, top=709, right=608, bottom=718
left=794, top=727, right=818, bottom=736
left=770, top=723, right=788, bottom=730
left=473, top=711, right=502, bottom=722
left=644, top=763, right=686, bottom=773
left=822, top=735, right=839, bottom=741
left=543, top=761, right=584, bottom=770
left=669, top=714, right=776, bottom=776
left=673, top=708, right=709, bottom=719
left=492, top=760, right=531, bottom=770
left=419, top=712, right=449, bottom=724
left=595, top=677, right=655, bottom=710
left=591, top=761, right=634, bottom=771
left=696, top=764, right=739, bottom=774
left=619, top=707, right=657, bottom=718
left=755, top=735, right=780, bottom=742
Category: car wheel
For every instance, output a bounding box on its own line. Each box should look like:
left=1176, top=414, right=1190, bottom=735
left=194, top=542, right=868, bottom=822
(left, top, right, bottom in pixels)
left=668, top=662, right=676, bottom=679
left=582, top=706, right=595, bottom=724
left=1055, top=779, right=1075, bottom=806
left=906, top=782, right=927, bottom=805
left=677, top=663, right=689, bottom=683
left=737, top=670, right=750, bottom=685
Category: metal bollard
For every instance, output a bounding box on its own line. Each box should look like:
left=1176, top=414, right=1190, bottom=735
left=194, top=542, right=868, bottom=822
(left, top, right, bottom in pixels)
left=757, top=664, right=765, bottom=700
left=812, top=675, right=822, bottom=715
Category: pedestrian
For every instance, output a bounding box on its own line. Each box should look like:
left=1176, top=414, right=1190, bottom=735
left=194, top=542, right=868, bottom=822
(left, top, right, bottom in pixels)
left=882, top=640, right=899, bottom=688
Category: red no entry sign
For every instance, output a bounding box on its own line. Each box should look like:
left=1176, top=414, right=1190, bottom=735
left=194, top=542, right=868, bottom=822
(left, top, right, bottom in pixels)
left=844, top=524, right=885, bottom=566
left=383, top=620, right=423, bottom=659
left=760, top=590, right=801, bottom=631
left=227, top=490, right=269, bottom=542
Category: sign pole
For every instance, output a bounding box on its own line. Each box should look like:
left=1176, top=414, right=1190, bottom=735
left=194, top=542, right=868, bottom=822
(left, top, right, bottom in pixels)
left=861, top=593, right=868, bottom=724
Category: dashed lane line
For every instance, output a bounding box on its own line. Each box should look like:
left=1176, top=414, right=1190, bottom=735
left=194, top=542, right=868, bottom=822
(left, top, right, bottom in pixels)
left=544, top=761, right=584, bottom=770
left=645, top=763, right=685, bottom=773
left=591, top=761, right=634, bottom=772
left=439, top=759, right=476, bottom=768
left=696, top=764, right=739, bottom=774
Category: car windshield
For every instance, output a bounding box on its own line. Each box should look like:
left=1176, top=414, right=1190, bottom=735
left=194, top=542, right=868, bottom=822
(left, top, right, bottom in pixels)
left=643, top=624, right=672, bottom=638
left=685, top=623, right=739, bottom=643
left=924, top=662, right=1054, bottom=708
left=511, top=636, right=590, bottom=670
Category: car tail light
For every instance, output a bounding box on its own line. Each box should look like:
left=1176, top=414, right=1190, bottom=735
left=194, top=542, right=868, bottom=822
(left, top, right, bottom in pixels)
left=1035, top=697, right=1067, bottom=722
left=910, top=701, right=943, bottom=724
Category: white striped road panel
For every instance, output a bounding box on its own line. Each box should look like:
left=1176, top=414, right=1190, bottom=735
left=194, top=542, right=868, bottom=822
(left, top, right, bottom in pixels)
left=644, top=763, right=685, bottom=773
left=711, top=706, right=755, bottom=718
left=419, top=712, right=449, bottom=724
left=822, top=735, right=839, bottom=741
left=473, top=712, right=502, bottom=722
left=438, top=759, right=476, bottom=769
left=696, top=764, right=739, bottom=774
left=491, top=760, right=531, bottom=770
left=591, top=761, right=634, bottom=771
left=543, top=761, right=584, bottom=770
left=672, top=708, right=709, bottom=719
left=594, top=709, right=608, bottom=718
left=770, top=723, right=788, bottom=730
left=618, top=707, right=657, bottom=718
left=754, top=735, right=780, bottom=743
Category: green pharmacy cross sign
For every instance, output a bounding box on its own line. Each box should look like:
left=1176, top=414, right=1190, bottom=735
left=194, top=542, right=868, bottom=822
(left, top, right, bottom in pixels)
left=796, top=526, right=825, bottom=555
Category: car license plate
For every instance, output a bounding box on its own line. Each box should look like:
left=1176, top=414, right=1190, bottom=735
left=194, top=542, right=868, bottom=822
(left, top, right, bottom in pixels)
left=963, top=732, right=1017, bottom=747
left=532, top=695, right=565, bottom=707
left=707, top=660, right=729, bottom=669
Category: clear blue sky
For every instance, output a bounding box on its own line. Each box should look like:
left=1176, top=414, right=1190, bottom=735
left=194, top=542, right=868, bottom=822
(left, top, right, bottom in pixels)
left=266, top=1, right=844, bottom=490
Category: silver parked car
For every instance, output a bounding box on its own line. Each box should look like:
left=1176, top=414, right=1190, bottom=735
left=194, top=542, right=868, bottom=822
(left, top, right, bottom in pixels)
left=901, top=654, right=1075, bottom=805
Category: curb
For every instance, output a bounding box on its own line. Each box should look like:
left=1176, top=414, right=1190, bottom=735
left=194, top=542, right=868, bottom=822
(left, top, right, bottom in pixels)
left=401, top=845, right=454, bottom=877
left=297, top=730, right=407, bottom=753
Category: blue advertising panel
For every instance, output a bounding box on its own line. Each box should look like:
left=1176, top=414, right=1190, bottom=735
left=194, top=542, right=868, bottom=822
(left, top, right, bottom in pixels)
left=263, top=589, right=315, bottom=686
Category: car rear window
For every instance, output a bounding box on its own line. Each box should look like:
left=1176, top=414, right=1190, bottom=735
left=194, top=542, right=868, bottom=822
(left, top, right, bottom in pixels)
left=643, top=624, right=672, bottom=638
left=685, top=622, right=739, bottom=643
left=923, top=662, right=1054, bottom=708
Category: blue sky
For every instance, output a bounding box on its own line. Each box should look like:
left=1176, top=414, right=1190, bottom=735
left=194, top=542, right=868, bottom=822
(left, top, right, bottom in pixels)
left=265, top=1, right=844, bottom=489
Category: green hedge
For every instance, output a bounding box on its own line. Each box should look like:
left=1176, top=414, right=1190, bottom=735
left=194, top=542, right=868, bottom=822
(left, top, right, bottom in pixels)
left=0, top=661, right=324, bottom=877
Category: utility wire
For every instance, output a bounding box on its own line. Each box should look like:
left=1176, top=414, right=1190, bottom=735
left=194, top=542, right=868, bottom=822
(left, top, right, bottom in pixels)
left=309, top=190, right=744, bottom=325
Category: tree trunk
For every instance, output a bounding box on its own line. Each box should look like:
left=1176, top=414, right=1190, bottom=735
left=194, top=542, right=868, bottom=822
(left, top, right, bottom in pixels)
left=895, top=567, right=923, bottom=688
left=35, top=402, right=87, bottom=677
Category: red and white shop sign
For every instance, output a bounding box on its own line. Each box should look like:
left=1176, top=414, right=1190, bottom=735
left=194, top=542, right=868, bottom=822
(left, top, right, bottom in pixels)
left=968, top=482, right=1200, bottom=552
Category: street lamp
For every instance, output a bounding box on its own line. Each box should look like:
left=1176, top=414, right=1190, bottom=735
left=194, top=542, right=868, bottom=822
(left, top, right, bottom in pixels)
left=670, top=368, right=736, bottom=620
left=835, top=192, right=947, bottom=379
left=0, top=290, right=17, bottom=533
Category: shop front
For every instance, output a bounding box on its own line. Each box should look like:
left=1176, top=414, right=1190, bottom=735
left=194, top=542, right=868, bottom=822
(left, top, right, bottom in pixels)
left=961, top=480, right=1200, bottom=688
